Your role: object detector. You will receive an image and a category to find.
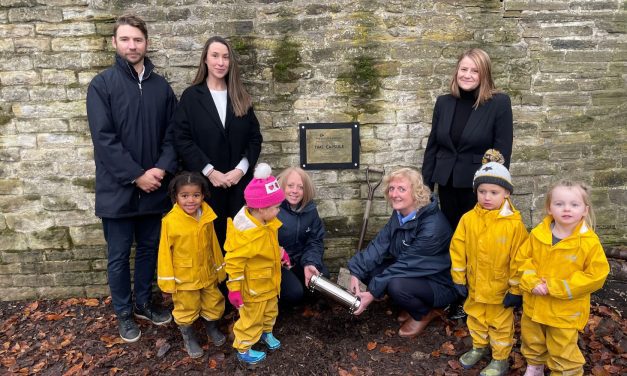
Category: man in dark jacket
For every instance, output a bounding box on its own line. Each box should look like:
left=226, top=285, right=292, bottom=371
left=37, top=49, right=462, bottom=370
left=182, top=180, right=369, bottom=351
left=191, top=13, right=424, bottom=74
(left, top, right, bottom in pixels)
left=86, top=14, right=177, bottom=343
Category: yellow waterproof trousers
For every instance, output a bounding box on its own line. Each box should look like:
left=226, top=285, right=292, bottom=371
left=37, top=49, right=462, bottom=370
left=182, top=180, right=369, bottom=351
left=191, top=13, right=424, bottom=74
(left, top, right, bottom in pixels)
left=232, top=297, right=278, bottom=352
left=464, top=297, right=515, bottom=360
left=521, top=313, right=584, bottom=376
left=171, top=284, right=225, bottom=325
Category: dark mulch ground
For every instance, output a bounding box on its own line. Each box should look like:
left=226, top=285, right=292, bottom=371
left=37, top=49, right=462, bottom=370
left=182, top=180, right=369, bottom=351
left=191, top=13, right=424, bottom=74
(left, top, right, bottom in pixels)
left=1, top=280, right=625, bottom=376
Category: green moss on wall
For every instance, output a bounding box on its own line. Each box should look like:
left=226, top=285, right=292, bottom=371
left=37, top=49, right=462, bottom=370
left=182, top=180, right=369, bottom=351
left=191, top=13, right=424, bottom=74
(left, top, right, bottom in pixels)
left=272, top=37, right=301, bottom=83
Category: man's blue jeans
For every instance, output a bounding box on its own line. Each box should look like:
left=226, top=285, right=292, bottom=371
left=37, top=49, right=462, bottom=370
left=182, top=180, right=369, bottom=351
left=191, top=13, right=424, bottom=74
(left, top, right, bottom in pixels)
left=102, top=215, right=161, bottom=315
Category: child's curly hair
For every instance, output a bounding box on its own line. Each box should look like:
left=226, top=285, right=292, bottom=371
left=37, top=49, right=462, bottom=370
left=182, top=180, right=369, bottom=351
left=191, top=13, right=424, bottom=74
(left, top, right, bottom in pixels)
left=168, top=171, right=210, bottom=204
left=383, top=168, right=431, bottom=209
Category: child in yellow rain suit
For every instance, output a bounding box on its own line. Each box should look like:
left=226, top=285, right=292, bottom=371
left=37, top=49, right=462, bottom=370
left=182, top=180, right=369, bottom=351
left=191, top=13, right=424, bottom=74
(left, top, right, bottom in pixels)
left=450, top=150, right=528, bottom=376
left=517, top=180, right=609, bottom=376
left=224, top=163, right=290, bottom=367
left=157, top=172, right=227, bottom=359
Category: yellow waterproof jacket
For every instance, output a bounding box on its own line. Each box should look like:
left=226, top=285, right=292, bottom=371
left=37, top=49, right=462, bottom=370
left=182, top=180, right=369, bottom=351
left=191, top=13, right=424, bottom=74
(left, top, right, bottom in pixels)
left=157, top=202, right=226, bottom=293
left=517, top=216, right=609, bottom=330
left=224, top=207, right=282, bottom=303
left=450, top=198, right=528, bottom=304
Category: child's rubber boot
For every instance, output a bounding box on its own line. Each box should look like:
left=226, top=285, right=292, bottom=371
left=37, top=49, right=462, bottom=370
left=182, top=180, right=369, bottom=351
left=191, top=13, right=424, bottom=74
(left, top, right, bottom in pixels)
left=480, top=359, right=509, bottom=376
left=178, top=325, right=203, bottom=358
left=260, top=332, right=281, bottom=351
left=202, top=319, right=226, bottom=346
left=236, top=349, right=266, bottom=367
left=523, top=364, right=545, bottom=376
left=459, top=347, right=490, bottom=369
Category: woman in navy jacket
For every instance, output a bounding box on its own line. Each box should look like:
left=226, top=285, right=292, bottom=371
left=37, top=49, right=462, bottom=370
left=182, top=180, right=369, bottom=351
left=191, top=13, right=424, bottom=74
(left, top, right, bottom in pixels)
left=174, top=36, right=262, bottom=246
left=348, top=168, right=456, bottom=337
left=422, top=48, right=513, bottom=230
left=276, top=167, right=329, bottom=304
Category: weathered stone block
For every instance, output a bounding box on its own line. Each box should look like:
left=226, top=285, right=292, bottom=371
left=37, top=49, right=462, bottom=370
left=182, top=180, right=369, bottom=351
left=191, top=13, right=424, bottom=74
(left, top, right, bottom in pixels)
left=0, top=55, right=32, bottom=71
left=14, top=37, right=50, bottom=52
left=13, top=101, right=86, bottom=118
left=13, top=273, right=55, bottom=287
left=594, top=170, right=626, bottom=187
left=0, top=231, right=28, bottom=251
left=26, top=227, right=71, bottom=250
left=8, top=7, right=63, bottom=22
left=0, top=262, right=20, bottom=274
left=35, top=286, right=84, bottom=299
left=41, top=69, right=77, bottom=85
left=0, top=24, right=33, bottom=38
left=1, top=287, right=37, bottom=301
left=29, top=86, right=68, bottom=101
left=51, top=36, right=104, bottom=52
left=35, top=22, right=95, bottom=36
left=0, top=86, right=28, bottom=101
left=69, top=224, right=105, bottom=247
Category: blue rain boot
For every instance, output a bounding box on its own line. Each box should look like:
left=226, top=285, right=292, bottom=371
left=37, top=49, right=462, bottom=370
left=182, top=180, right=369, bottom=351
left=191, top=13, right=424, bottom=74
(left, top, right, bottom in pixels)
left=260, top=332, right=281, bottom=351
left=236, top=348, right=266, bottom=366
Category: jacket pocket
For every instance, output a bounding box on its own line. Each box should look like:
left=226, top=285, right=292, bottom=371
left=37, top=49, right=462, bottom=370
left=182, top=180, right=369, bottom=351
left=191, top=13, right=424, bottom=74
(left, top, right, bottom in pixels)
left=245, top=267, right=274, bottom=296
left=173, top=257, right=193, bottom=283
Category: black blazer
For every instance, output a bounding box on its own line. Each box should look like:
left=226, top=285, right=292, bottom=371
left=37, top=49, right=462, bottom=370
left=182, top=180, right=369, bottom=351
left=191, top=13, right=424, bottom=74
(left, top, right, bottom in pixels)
left=422, top=93, right=513, bottom=189
left=173, top=83, right=263, bottom=184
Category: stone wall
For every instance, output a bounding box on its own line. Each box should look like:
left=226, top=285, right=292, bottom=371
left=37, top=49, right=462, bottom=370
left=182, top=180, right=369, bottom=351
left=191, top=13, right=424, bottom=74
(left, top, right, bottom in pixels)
left=0, top=0, right=625, bottom=300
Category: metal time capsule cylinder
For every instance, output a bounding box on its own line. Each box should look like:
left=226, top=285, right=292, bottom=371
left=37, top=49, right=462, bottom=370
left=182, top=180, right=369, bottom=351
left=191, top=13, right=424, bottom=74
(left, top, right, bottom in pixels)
left=308, top=274, right=361, bottom=314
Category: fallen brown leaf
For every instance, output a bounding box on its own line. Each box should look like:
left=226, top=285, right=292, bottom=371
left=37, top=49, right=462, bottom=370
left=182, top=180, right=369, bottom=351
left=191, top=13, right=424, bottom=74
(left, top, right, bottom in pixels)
left=591, top=365, right=610, bottom=376
left=45, top=313, right=64, bottom=321
left=83, top=298, right=100, bottom=307
left=62, top=361, right=83, bottom=376
left=100, top=335, right=125, bottom=348
left=447, top=359, right=462, bottom=370
left=349, top=351, right=358, bottom=360
left=379, top=345, right=395, bottom=354
left=440, top=341, right=456, bottom=356
left=366, top=341, right=377, bottom=351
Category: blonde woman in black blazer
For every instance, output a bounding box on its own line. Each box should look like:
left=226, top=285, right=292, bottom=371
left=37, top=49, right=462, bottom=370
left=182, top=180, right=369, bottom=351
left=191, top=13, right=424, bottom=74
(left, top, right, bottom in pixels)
left=174, top=36, right=262, bottom=246
left=422, top=48, right=513, bottom=230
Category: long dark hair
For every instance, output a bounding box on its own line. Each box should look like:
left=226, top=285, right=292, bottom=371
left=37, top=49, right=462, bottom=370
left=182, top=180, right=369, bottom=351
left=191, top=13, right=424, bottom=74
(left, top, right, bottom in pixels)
left=192, top=36, right=252, bottom=117
left=168, top=171, right=211, bottom=204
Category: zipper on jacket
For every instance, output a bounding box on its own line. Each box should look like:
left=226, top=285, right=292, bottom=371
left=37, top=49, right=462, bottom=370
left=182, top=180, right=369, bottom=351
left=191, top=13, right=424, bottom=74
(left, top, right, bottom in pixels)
left=138, top=82, right=142, bottom=96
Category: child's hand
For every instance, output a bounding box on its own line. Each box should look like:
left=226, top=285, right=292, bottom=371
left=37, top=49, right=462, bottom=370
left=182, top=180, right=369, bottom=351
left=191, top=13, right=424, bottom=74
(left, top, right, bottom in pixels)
left=228, top=291, right=244, bottom=309
left=532, top=279, right=549, bottom=296
left=280, top=247, right=291, bottom=268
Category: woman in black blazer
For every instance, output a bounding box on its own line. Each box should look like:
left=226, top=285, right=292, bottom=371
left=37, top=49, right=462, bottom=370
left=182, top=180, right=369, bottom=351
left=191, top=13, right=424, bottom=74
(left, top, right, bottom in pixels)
left=174, top=36, right=263, bottom=246
left=422, top=48, right=513, bottom=230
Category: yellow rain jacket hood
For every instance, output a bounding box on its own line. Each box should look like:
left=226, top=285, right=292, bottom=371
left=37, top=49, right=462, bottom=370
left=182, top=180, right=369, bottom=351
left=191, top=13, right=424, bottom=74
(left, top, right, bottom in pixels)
left=224, top=207, right=282, bottom=303
left=517, top=215, right=609, bottom=330
left=450, top=198, right=528, bottom=304
left=157, top=202, right=226, bottom=293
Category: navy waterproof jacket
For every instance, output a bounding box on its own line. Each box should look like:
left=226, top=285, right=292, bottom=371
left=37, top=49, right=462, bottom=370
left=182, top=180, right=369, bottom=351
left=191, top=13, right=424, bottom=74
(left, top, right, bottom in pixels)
left=348, top=195, right=456, bottom=307
left=277, top=200, right=326, bottom=271
left=86, top=55, right=177, bottom=218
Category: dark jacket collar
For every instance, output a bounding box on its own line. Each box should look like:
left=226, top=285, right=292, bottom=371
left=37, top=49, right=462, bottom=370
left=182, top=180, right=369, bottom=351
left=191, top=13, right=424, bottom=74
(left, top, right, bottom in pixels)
left=280, top=199, right=316, bottom=214
left=114, top=54, right=154, bottom=82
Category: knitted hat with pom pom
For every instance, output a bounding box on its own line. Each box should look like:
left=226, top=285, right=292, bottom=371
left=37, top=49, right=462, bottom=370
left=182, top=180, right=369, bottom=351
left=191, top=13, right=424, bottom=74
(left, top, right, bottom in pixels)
left=473, top=149, right=513, bottom=193
left=244, top=163, right=285, bottom=209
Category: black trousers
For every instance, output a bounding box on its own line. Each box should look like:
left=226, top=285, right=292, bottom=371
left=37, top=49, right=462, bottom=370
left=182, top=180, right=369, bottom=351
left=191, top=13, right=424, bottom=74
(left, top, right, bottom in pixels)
left=437, top=184, right=476, bottom=230
left=280, top=263, right=330, bottom=305
left=364, top=262, right=436, bottom=321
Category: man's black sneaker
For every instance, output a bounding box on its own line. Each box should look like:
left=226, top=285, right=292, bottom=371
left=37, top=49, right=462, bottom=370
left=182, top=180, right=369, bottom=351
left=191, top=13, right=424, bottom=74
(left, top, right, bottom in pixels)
left=448, top=303, right=467, bottom=320
left=118, top=312, right=141, bottom=343
left=134, top=303, right=172, bottom=325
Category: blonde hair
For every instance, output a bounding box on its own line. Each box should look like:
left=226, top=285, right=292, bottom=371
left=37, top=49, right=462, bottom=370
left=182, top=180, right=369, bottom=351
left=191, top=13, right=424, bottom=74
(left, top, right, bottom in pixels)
left=277, top=167, right=315, bottom=209
left=450, top=48, right=497, bottom=109
left=192, top=36, right=252, bottom=117
left=544, top=179, right=596, bottom=230
left=384, top=168, right=431, bottom=209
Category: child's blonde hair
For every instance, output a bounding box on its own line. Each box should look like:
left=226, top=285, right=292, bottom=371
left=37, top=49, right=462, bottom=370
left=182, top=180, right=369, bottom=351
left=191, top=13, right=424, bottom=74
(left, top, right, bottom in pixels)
left=544, top=179, right=596, bottom=230
left=277, top=167, right=315, bottom=209
left=384, top=168, right=431, bottom=209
